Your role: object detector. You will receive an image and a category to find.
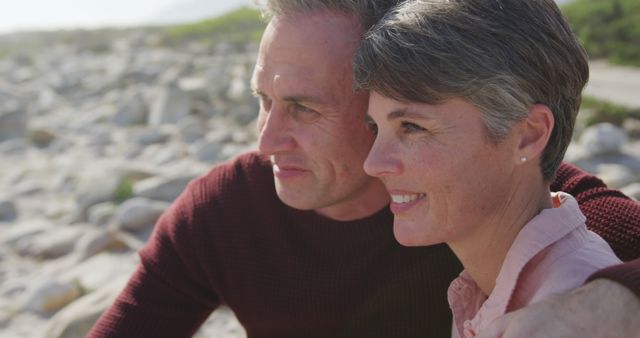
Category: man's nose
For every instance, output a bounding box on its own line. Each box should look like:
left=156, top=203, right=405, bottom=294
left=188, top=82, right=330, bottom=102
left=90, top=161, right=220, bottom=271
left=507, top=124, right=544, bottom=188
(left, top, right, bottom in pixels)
left=257, top=104, right=295, bottom=155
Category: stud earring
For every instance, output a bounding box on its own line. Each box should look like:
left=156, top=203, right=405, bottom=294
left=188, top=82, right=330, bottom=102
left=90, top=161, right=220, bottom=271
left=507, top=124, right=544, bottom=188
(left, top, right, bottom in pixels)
left=520, top=156, right=528, bottom=163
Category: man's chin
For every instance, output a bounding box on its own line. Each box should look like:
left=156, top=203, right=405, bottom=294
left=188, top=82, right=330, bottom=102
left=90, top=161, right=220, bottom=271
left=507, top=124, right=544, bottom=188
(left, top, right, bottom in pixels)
left=274, top=185, right=317, bottom=211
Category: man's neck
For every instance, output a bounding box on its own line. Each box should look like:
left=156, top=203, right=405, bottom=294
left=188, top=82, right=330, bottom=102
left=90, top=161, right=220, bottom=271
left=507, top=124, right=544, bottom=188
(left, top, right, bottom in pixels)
left=316, top=180, right=390, bottom=222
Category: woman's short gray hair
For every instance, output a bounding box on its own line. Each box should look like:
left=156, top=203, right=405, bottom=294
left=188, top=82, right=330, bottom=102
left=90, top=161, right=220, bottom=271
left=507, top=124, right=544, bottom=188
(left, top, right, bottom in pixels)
left=354, top=0, right=589, bottom=181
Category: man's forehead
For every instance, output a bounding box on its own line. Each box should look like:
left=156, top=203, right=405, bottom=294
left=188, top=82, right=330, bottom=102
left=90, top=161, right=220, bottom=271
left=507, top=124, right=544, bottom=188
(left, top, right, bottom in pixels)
left=252, top=63, right=335, bottom=103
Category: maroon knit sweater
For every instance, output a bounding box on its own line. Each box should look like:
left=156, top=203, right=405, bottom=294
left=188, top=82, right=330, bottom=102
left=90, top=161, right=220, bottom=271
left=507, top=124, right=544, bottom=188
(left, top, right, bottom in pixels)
left=89, top=152, right=640, bottom=338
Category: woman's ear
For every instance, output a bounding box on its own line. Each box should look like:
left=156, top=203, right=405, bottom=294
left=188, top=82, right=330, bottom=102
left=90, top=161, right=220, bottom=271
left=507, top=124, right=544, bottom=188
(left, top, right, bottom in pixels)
left=516, top=104, right=554, bottom=163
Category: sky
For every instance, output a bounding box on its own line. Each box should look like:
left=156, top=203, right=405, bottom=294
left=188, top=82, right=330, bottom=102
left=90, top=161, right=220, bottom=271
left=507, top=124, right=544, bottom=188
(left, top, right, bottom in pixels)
left=0, top=0, right=194, bottom=33
left=0, top=0, right=568, bottom=34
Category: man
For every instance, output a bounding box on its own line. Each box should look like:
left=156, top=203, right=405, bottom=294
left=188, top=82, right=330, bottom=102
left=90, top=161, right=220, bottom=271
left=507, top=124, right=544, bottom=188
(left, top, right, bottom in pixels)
left=89, top=1, right=640, bottom=337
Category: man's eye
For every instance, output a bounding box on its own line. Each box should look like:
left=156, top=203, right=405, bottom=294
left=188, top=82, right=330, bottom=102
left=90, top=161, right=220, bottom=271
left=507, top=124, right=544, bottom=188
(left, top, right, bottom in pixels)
left=289, top=104, right=319, bottom=122
left=260, top=96, right=272, bottom=110
left=293, top=104, right=313, bottom=113
left=401, top=121, right=426, bottom=133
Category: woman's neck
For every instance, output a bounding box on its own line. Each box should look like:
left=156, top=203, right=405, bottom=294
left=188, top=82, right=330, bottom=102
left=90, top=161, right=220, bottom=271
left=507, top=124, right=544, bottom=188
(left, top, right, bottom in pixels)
left=448, top=182, right=552, bottom=296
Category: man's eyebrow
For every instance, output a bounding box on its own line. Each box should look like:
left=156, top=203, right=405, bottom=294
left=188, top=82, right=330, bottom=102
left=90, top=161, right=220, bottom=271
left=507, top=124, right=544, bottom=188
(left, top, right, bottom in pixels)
left=281, top=94, right=322, bottom=104
left=251, top=87, right=264, bottom=97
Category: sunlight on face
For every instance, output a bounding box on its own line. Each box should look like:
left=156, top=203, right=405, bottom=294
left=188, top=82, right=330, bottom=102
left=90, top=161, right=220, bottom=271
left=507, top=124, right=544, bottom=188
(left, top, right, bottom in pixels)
left=364, top=92, right=520, bottom=246
left=251, top=13, right=388, bottom=221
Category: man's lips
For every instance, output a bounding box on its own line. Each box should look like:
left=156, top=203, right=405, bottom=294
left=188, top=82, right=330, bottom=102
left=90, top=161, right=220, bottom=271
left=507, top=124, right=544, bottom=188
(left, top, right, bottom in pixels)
left=273, top=164, right=308, bottom=179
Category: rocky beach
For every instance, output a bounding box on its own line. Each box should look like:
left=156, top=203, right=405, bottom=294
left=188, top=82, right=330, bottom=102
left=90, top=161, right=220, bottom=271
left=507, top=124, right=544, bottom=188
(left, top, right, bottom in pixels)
left=0, top=26, right=639, bottom=338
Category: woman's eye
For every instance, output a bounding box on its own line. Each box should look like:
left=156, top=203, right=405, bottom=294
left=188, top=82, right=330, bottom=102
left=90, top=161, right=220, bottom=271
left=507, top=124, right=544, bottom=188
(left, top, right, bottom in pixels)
left=401, top=121, right=426, bottom=133
left=365, top=116, right=378, bottom=134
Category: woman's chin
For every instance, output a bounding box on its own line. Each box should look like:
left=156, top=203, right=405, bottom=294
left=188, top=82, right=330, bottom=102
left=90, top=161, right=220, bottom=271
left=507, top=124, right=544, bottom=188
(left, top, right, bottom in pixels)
left=393, top=227, right=441, bottom=247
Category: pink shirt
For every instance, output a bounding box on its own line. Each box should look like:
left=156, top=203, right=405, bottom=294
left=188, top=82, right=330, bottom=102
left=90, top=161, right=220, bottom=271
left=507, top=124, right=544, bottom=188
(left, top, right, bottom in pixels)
left=448, top=192, right=621, bottom=338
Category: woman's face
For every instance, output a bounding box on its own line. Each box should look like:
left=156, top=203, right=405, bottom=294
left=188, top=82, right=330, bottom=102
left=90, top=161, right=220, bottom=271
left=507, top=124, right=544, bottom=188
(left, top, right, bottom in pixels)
left=364, top=92, right=521, bottom=247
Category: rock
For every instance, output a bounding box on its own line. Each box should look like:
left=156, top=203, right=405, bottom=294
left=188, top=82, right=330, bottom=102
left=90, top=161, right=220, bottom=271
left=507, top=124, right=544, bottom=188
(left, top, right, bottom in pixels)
left=221, top=143, right=254, bottom=161
left=75, top=174, right=122, bottom=221
left=0, top=137, right=28, bottom=155
left=18, top=226, right=88, bottom=259
left=87, top=202, right=117, bottom=227
left=623, top=118, right=640, bottom=139
left=114, top=197, right=169, bottom=232
left=0, top=101, right=27, bottom=142
left=226, top=103, right=258, bottom=126
left=72, top=229, right=125, bottom=261
left=22, top=280, right=82, bottom=315
left=85, top=127, right=113, bottom=148
left=129, top=127, right=171, bottom=146
left=621, top=182, right=640, bottom=201
left=623, top=140, right=640, bottom=160
left=117, top=163, right=159, bottom=182
left=226, top=64, right=250, bottom=102
left=0, top=197, right=18, bottom=222
left=193, top=139, right=224, bottom=163
left=12, top=178, right=46, bottom=197
left=44, top=278, right=128, bottom=338
left=28, top=127, right=58, bottom=147
left=596, top=164, right=638, bottom=189
left=113, top=93, right=147, bottom=126
left=133, top=174, right=196, bottom=202
left=2, top=221, right=52, bottom=249
left=146, top=143, right=187, bottom=165
left=61, top=252, right=138, bottom=292
left=178, top=76, right=209, bottom=102
left=580, top=123, right=627, bottom=156
left=196, top=306, right=247, bottom=338
left=178, top=116, right=207, bottom=143
left=148, top=85, right=192, bottom=126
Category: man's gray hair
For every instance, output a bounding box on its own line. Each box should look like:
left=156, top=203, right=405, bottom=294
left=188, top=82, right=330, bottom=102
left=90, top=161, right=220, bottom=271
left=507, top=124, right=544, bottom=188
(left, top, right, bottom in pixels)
left=354, top=0, right=589, bottom=181
left=256, top=0, right=403, bottom=30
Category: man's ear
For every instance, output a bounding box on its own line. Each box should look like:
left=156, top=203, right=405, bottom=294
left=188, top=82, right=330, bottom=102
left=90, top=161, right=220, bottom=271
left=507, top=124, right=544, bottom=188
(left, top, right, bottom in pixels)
left=516, top=104, right=554, bottom=163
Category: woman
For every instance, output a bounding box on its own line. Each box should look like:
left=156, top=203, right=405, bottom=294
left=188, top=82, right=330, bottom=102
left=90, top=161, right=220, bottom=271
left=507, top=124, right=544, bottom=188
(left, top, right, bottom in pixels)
left=353, top=0, right=622, bottom=337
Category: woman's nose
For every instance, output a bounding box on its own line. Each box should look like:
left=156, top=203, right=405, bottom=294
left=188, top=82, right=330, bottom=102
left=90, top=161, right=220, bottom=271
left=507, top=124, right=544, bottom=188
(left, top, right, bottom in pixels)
left=363, top=137, right=402, bottom=178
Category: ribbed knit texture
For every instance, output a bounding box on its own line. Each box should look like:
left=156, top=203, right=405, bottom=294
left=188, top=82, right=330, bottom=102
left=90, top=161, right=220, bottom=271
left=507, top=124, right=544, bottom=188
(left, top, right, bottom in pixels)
left=552, top=162, right=640, bottom=261
left=89, top=154, right=640, bottom=338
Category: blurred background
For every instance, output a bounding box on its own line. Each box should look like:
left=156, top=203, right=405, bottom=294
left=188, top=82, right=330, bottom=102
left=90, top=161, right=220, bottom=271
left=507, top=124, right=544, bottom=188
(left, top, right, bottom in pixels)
left=0, top=0, right=638, bottom=337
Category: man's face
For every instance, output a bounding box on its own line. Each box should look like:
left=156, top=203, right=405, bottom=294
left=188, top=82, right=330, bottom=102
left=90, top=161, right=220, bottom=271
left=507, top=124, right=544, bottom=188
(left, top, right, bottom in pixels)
left=252, top=11, right=388, bottom=221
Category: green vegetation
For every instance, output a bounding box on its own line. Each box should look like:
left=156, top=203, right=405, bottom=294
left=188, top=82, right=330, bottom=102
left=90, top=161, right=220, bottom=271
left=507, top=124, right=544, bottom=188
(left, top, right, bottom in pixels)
left=562, top=0, right=640, bottom=66
left=115, top=178, right=134, bottom=203
left=164, top=7, right=265, bottom=47
left=581, top=96, right=640, bottom=126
